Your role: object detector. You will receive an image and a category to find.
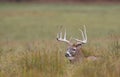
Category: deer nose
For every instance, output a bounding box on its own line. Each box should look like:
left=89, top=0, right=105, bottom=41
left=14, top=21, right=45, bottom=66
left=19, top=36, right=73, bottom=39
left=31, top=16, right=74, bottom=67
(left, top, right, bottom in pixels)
left=65, top=53, right=70, bottom=57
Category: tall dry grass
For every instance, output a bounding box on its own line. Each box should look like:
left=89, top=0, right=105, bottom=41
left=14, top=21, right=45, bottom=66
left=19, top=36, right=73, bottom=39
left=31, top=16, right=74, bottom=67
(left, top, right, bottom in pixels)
left=0, top=35, right=120, bottom=77
left=0, top=41, right=67, bottom=77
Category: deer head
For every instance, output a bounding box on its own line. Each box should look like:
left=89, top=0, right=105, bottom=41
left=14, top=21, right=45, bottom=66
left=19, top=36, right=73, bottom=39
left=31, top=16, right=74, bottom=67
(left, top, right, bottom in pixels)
left=57, top=25, right=87, bottom=63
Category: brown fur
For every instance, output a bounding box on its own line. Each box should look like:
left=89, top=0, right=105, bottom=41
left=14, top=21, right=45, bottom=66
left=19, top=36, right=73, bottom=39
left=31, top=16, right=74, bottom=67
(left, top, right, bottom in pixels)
left=69, top=44, right=98, bottom=64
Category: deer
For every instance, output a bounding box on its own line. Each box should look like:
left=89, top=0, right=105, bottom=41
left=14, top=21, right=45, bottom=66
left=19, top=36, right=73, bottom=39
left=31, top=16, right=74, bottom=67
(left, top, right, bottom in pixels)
left=56, top=25, right=97, bottom=64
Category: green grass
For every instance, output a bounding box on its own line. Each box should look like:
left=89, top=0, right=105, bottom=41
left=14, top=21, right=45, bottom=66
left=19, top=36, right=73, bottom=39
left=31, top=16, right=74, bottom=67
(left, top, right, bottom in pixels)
left=0, top=3, right=120, bottom=41
left=0, top=3, right=120, bottom=77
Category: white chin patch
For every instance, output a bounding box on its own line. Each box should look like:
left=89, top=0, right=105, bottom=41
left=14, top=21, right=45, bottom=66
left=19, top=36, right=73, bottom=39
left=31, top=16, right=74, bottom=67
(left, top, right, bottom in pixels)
left=67, top=57, right=75, bottom=60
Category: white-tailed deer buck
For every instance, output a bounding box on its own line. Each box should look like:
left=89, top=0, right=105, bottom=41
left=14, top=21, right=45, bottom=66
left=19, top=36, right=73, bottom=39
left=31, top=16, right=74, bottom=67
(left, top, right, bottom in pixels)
left=57, top=25, right=97, bottom=63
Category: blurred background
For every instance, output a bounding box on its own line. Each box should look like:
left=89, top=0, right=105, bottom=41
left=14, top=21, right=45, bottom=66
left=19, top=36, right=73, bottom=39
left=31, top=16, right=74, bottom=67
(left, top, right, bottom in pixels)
left=0, top=0, right=120, bottom=3
left=0, top=1, right=120, bottom=77
left=0, top=1, right=120, bottom=42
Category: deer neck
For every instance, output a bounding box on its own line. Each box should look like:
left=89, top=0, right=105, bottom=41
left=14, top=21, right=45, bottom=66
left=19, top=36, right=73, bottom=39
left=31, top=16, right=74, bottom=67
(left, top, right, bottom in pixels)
left=70, top=49, right=85, bottom=63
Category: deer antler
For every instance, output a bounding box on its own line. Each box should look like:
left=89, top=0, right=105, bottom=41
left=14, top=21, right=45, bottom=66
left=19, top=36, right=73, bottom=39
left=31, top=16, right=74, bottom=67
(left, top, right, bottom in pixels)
left=57, top=29, right=72, bottom=45
left=74, top=25, right=87, bottom=44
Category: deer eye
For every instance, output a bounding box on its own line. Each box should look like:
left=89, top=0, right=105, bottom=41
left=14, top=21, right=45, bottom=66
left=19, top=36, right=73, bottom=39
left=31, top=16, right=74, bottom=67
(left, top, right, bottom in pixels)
left=72, top=49, right=76, bottom=51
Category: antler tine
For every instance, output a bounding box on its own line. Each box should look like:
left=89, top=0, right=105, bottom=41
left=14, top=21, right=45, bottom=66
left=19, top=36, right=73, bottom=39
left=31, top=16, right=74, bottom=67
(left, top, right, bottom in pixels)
left=60, top=32, right=62, bottom=39
left=57, top=29, right=72, bottom=45
left=74, top=25, right=87, bottom=44
left=64, top=29, right=66, bottom=40
left=79, top=29, right=85, bottom=41
left=84, top=25, right=87, bottom=42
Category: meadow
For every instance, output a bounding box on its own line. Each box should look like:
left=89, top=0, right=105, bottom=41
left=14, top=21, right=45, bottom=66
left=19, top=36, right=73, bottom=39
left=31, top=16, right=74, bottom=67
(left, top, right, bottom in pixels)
left=0, top=3, right=120, bottom=77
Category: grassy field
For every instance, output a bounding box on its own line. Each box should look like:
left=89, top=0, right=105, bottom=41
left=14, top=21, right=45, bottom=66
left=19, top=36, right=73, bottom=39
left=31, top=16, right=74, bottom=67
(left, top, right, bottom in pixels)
left=0, top=3, right=120, bottom=77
